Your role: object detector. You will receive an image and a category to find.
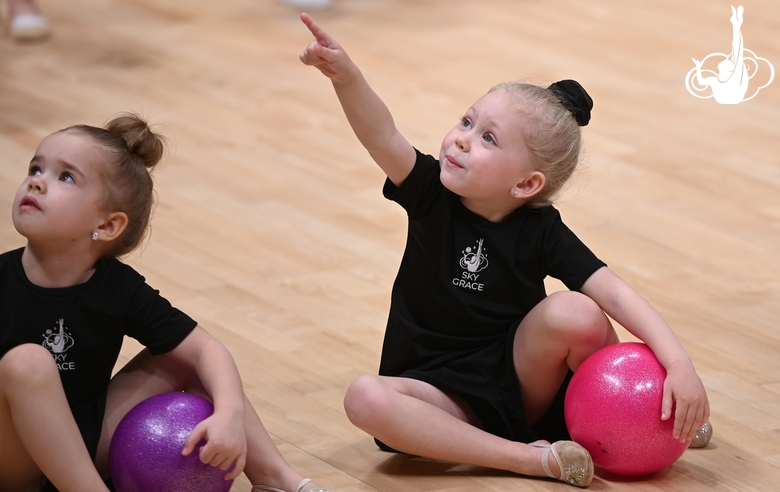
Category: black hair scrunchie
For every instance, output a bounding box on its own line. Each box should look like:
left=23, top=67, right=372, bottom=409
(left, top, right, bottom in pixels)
left=547, top=80, right=593, bottom=126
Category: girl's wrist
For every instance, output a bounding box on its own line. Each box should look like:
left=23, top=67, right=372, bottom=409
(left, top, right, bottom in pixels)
left=663, top=358, right=694, bottom=372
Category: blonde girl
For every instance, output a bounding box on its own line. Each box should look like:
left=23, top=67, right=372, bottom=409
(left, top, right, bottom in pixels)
left=299, top=14, right=709, bottom=488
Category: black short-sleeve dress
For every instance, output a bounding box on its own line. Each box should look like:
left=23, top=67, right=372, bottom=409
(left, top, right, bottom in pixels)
left=377, top=149, right=606, bottom=445
left=0, top=247, right=197, bottom=484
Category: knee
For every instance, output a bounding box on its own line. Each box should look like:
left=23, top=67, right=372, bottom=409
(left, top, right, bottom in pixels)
left=343, top=375, right=392, bottom=430
left=542, top=291, right=610, bottom=343
left=0, top=344, right=57, bottom=387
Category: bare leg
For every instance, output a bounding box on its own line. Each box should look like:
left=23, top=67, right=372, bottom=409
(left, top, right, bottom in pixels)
left=0, top=344, right=109, bottom=492
left=344, top=375, right=553, bottom=478
left=344, top=291, right=617, bottom=481
left=514, top=291, right=618, bottom=423
left=95, top=349, right=317, bottom=492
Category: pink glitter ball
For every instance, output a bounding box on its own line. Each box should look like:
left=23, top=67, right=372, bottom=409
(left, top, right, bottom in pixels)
left=564, top=342, right=689, bottom=476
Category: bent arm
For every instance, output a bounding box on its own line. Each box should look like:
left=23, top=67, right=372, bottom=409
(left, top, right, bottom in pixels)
left=581, top=267, right=709, bottom=441
left=581, top=267, right=689, bottom=366
left=167, top=326, right=247, bottom=478
left=300, top=13, right=416, bottom=185
left=167, top=326, right=245, bottom=418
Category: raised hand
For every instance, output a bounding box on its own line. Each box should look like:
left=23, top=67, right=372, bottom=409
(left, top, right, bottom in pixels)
left=299, top=13, right=357, bottom=83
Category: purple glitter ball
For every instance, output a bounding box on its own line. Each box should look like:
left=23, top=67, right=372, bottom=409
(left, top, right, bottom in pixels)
left=564, top=342, right=689, bottom=476
left=109, top=392, right=234, bottom=492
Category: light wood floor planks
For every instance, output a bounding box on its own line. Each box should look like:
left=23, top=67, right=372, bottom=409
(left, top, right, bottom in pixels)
left=2, top=0, right=780, bottom=490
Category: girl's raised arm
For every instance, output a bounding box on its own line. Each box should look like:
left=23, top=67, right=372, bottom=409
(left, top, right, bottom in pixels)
left=300, top=13, right=416, bottom=185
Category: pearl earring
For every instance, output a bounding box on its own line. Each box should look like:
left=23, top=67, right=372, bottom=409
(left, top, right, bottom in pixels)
left=512, top=190, right=518, bottom=197
left=92, top=232, right=99, bottom=241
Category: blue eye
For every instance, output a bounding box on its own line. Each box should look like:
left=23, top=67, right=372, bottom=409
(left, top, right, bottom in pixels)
left=460, top=117, right=471, bottom=128
left=483, top=134, right=495, bottom=144
left=60, top=172, right=75, bottom=183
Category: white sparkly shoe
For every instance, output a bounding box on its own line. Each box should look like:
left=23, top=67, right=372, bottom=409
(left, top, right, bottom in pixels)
left=530, top=441, right=594, bottom=488
left=10, top=12, right=50, bottom=41
left=253, top=478, right=333, bottom=492
left=689, top=420, right=713, bottom=448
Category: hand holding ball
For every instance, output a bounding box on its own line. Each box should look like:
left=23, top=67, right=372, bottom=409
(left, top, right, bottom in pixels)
left=109, top=392, right=234, bottom=492
left=564, top=342, right=690, bottom=476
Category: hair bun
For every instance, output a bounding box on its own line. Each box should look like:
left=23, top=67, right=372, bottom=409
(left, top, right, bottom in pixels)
left=105, top=113, right=165, bottom=169
left=547, top=80, right=593, bottom=126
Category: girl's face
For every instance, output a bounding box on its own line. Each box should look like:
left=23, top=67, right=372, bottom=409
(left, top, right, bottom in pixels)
left=12, top=131, right=109, bottom=246
left=439, top=90, right=538, bottom=211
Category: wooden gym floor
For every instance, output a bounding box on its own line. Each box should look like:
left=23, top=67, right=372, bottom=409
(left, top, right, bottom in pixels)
left=1, top=0, right=779, bottom=490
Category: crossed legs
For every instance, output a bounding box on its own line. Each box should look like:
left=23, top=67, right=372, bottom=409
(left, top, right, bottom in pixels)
left=0, top=345, right=317, bottom=492
left=343, top=291, right=618, bottom=480
left=514, top=291, right=619, bottom=424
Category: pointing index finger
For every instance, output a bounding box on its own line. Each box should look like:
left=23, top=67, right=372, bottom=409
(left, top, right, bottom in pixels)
left=300, top=12, right=332, bottom=47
